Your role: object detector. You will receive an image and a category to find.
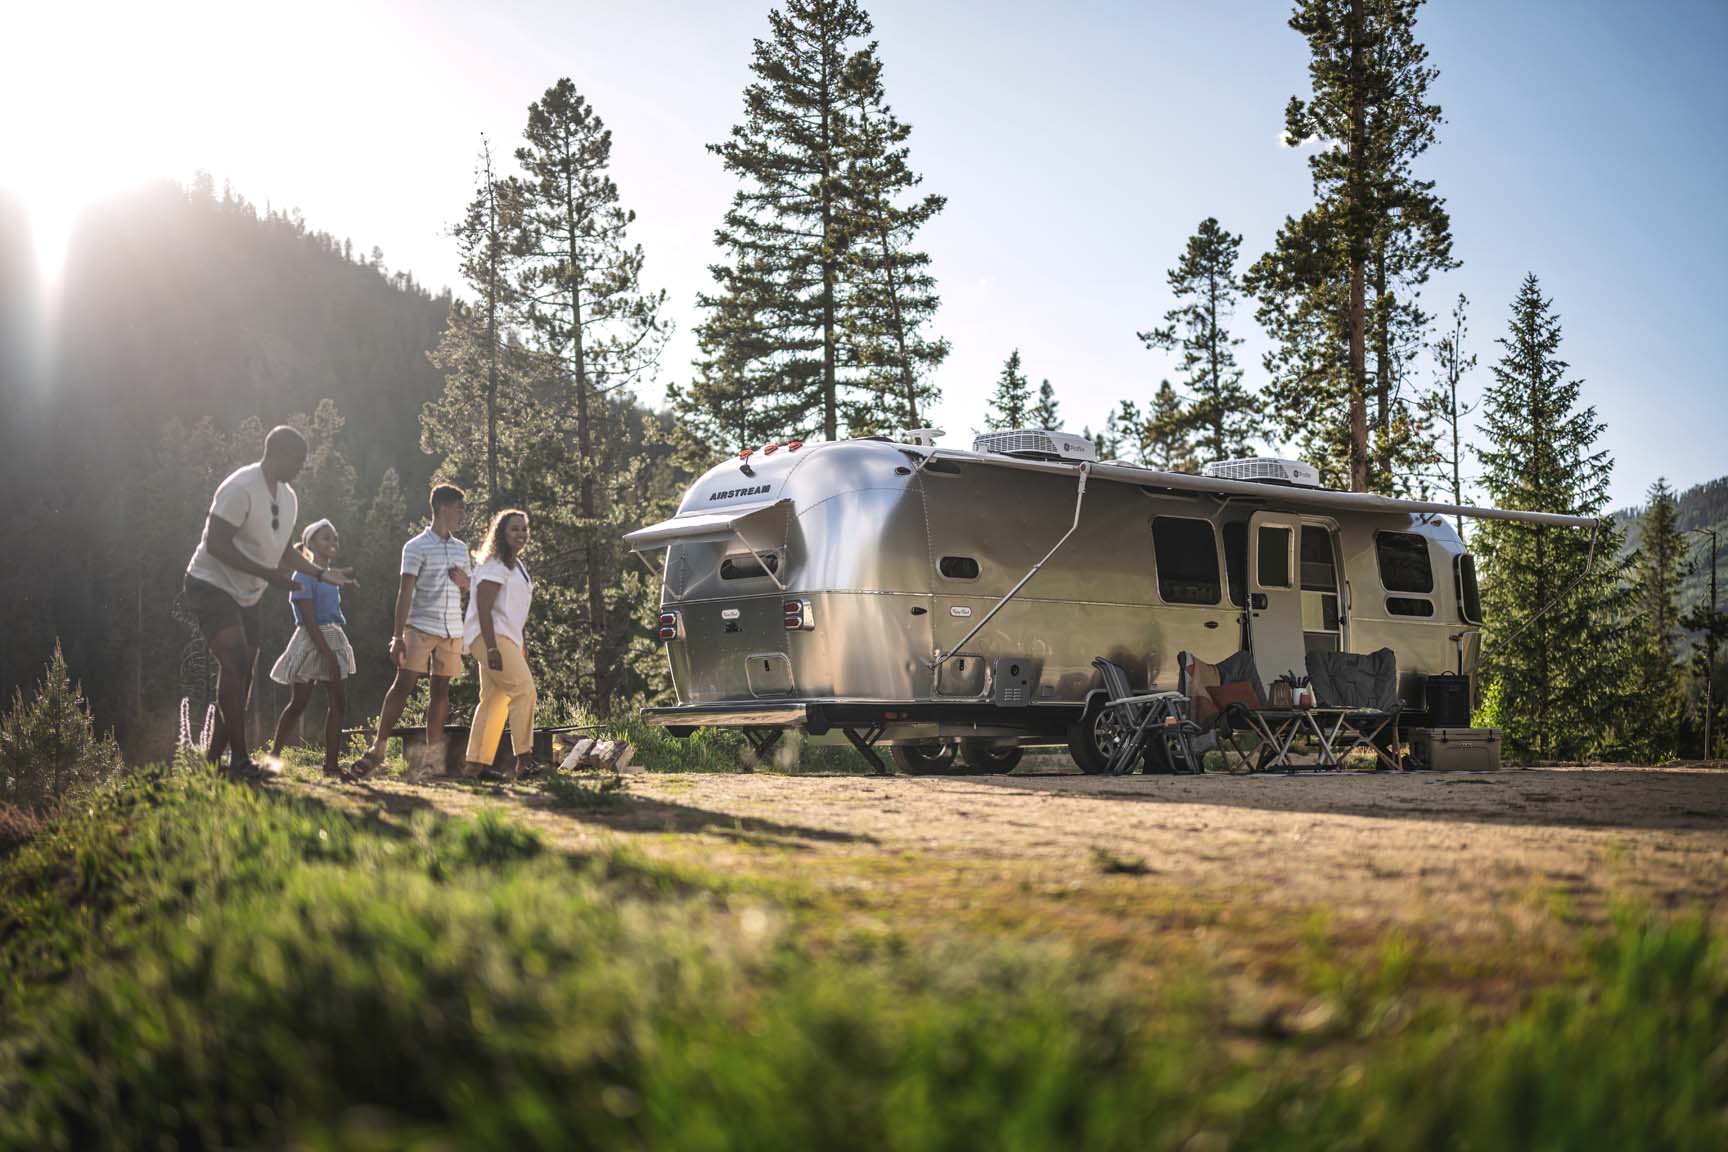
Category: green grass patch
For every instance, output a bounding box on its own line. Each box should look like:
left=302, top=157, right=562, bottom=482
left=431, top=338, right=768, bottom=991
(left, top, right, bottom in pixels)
left=0, top=760, right=1721, bottom=1150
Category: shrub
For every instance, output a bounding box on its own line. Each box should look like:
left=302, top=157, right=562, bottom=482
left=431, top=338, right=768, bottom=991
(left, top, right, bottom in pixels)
left=0, top=642, right=119, bottom=813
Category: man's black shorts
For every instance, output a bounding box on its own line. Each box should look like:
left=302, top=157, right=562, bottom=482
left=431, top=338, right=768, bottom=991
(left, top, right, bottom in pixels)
left=183, top=574, right=263, bottom=649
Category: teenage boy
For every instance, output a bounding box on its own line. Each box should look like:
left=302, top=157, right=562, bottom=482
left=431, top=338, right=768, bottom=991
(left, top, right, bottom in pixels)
left=184, top=425, right=356, bottom=776
left=351, top=484, right=471, bottom=779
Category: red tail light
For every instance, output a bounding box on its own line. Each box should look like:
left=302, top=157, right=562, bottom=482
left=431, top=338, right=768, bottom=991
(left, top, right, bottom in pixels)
left=783, top=600, right=813, bottom=631
left=657, top=611, right=680, bottom=641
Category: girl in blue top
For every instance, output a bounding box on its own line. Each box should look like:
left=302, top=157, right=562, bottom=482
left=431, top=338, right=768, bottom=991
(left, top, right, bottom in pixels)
left=269, top=519, right=359, bottom=776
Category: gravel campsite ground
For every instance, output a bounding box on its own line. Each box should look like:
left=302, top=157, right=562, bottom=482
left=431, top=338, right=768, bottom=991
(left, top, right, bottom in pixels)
left=300, top=760, right=1728, bottom=1019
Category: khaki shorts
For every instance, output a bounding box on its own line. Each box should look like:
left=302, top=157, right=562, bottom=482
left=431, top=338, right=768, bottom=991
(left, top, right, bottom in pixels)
left=400, top=628, right=464, bottom=678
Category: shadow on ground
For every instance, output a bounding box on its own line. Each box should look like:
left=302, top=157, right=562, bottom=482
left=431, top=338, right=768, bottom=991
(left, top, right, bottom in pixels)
left=960, top=768, right=1728, bottom=832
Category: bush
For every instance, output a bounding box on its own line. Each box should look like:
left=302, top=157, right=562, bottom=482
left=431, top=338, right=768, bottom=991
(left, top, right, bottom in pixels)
left=0, top=642, right=119, bottom=813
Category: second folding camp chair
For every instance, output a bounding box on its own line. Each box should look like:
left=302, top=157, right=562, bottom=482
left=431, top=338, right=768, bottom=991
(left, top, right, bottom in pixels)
left=1304, top=647, right=1405, bottom=771
left=1091, top=657, right=1200, bottom=775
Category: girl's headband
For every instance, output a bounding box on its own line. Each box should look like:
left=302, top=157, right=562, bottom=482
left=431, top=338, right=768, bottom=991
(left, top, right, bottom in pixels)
left=302, top=518, right=337, bottom=545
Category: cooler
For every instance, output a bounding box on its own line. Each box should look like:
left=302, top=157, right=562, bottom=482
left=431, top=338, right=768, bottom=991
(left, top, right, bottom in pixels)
left=1410, top=727, right=1502, bottom=772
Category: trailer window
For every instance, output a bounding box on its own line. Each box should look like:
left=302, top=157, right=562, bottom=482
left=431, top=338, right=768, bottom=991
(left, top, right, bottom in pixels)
left=1376, top=532, right=1434, bottom=593
left=1301, top=525, right=1338, bottom=591
left=1152, top=517, right=1221, bottom=605
left=1223, top=522, right=1248, bottom=607
left=938, top=555, right=980, bottom=580
left=720, top=553, right=779, bottom=580
left=1456, top=553, right=1483, bottom=624
left=1257, top=525, right=1293, bottom=589
left=1387, top=596, right=1435, bottom=617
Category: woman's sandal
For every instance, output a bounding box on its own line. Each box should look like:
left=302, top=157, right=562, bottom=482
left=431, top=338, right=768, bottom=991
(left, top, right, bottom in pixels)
left=348, top=750, right=386, bottom=780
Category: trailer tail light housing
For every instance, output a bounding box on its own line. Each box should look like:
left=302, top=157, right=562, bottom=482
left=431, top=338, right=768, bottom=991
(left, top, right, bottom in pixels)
left=657, top=611, right=681, bottom=641
left=783, top=599, right=814, bottom=631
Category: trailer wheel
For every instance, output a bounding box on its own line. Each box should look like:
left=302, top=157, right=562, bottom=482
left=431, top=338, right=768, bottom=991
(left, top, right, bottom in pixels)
left=958, top=739, right=1024, bottom=774
left=1066, top=698, right=1126, bottom=775
left=890, top=741, right=958, bottom=775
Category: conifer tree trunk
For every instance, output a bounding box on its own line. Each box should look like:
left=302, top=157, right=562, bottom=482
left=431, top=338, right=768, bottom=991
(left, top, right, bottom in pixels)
left=1347, top=0, right=1369, bottom=492
left=818, top=37, right=839, bottom=442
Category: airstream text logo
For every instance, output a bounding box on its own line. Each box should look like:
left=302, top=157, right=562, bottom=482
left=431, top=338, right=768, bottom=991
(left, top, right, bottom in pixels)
left=709, top=484, right=771, bottom=501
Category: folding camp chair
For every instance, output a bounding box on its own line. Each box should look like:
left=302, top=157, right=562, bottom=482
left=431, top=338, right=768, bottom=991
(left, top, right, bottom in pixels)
left=1091, top=657, right=1199, bottom=775
left=1303, top=648, right=1405, bottom=771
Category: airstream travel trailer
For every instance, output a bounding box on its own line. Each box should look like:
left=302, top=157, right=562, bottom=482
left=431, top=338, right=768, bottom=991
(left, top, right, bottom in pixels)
left=625, top=430, right=1597, bottom=773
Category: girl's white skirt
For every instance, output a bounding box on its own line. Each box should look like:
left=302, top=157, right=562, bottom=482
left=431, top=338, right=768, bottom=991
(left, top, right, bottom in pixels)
left=269, top=624, right=358, bottom=684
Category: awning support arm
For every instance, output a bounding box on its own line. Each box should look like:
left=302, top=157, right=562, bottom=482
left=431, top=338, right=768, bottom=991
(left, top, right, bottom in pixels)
left=930, top=463, right=1090, bottom=669
left=1479, top=520, right=1602, bottom=661
left=734, top=528, right=787, bottom=592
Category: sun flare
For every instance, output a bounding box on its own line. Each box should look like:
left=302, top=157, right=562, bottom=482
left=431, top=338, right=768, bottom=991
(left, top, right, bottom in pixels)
left=2, top=0, right=275, bottom=283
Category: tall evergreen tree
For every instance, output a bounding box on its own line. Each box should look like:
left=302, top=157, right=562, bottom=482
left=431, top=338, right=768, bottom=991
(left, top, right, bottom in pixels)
left=1422, top=292, right=1476, bottom=539
left=458, top=139, right=520, bottom=509
left=687, top=0, right=873, bottom=446
left=1244, top=0, right=1455, bottom=492
left=983, top=350, right=1031, bottom=429
left=1031, top=379, right=1060, bottom=429
left=513, top=78, right=670, bottom=716
left=838, top=46, right=947, bottom=431
left=1140, top=218, right=1262, bottom=466
left=1473, top=275, right=1631, bottom=762
left=1629, top=478, right=1693, bottom=759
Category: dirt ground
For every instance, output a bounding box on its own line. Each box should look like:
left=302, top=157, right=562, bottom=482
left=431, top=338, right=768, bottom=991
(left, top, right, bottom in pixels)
left=306, top=761, right=1728, bottom=1010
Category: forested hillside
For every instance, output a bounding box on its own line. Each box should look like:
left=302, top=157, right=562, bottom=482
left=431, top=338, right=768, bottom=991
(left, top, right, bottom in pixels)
left=1, top=180, right=453, bottom=755
left=1619, top=476, right=1728, bottom=611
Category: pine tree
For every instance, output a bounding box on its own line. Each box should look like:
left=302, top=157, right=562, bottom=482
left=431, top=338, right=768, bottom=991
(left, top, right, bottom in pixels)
left=1422, top=293, right=1476, bottom=539
left=838, top=46, right=947, bottom=430
left=1140, top=218, right=1262, bottom=466
left=0, top=642, right=119, bottom=813
left=983, top=350, right=1031, bottom=429
left=1245, top=0, right=1456, bottom=493
left=1629, top=478, right=1693, bottom=759
left=512, top=78, right=670, bottom=716
left=1031, top=379, right=1060, bottom=429
left=687, top=0, right=875, bottom=447
left=1473, top=275, right=1632, bottom=762
left=1145, top=381, right=1199, bottom=472
left=457, top=139, right=520, bottom=509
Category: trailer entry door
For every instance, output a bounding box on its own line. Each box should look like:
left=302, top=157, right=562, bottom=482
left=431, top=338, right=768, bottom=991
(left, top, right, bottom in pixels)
left=1247, top=512, right=1305, bottom=683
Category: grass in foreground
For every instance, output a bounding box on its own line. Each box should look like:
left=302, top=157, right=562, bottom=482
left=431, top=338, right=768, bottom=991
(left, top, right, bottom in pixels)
left=0, top=762, right=1721, bottom=1151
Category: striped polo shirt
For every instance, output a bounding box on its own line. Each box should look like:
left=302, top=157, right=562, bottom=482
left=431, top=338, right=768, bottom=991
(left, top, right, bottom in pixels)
left=401, top=527, right=471, bottom=638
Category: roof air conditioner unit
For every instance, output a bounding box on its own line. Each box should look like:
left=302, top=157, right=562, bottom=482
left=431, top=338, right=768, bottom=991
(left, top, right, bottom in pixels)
left=972, top=428, right=1097, bottom=463
left=1203, top=457, right=1323, bottom=488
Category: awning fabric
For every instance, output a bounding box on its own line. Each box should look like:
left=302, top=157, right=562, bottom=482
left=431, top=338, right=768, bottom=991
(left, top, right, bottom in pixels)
left=925, top=450, right=1600, bottom=530
left=624, top=498, right=793, bottom=552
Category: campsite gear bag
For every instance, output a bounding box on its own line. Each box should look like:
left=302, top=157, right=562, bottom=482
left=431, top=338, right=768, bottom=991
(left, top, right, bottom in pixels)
left=1424, top=673, right=1472, bottom=728
left=1410, top=727, right=1501, bottom=772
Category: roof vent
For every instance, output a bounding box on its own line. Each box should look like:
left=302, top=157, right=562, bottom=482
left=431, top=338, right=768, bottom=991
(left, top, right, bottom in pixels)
left=972, top=428, right=1097, bottom=463
left=1203, top=457, right=1323, bottom=488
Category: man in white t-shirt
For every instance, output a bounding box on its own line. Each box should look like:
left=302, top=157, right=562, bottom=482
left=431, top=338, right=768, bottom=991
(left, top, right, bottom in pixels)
left=183, top=425, right=355, bottom=776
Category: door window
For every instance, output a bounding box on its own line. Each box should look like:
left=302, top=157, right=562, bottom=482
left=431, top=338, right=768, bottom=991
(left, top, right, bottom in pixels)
left=1256, top=525, right=1293, bottom=589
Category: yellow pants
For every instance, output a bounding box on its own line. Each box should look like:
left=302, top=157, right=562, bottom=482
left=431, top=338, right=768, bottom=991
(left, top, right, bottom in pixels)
left=466, top=637, right=536, bottom=765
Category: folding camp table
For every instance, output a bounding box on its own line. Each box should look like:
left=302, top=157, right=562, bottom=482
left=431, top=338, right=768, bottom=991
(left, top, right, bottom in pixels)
left=1219, top=705, right=1402, bottom=773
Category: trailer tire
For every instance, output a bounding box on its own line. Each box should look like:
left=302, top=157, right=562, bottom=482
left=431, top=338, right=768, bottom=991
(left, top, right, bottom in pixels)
left=890, top=741, right=958, bottom=775
left=1066, top=698, right=1124, bottom=775
left=958, top=739, right=1024, bottom=774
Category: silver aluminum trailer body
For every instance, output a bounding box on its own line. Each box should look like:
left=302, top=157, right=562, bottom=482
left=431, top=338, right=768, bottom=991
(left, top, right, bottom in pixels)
left=626, top=438, right=1594, bottom=765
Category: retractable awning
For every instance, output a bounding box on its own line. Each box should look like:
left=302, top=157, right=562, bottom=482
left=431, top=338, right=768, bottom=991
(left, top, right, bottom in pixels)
left=925, top=450, right=1600, bottom=530
left=624, top=498, right=793, bottom=552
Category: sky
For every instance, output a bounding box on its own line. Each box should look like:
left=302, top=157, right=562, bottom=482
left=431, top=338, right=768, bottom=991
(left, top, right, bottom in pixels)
left=2, top=0, right=1724, bottom=509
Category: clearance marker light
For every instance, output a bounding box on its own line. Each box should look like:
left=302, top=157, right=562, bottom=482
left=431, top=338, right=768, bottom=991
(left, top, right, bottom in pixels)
left=787, top=440, right=804, bottom=451
left=763, top=443, right=780, bottom=454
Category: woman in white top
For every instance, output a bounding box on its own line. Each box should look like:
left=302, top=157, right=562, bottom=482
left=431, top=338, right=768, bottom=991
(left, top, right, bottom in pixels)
left=461, top=508, right=537, bottom=780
